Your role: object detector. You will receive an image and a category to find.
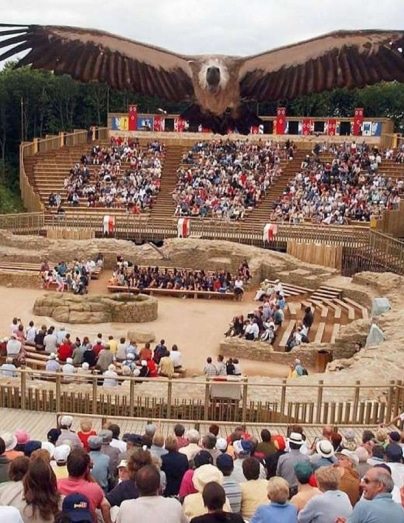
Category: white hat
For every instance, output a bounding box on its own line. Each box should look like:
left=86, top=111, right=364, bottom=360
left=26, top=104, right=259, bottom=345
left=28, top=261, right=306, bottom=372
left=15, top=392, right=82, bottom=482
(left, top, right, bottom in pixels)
left=0, top=431, right=17, bottom=452
left=127, top=353, right=135, bottom=359
left=118, top=460, right=128, bottom=468
left=41, top=441, right=55, bottom=458
left=66, top=358, right=73, bottom=365
left=82, top=362, right=90, bottom=370
left=53, top=444, right=71, bottom=463
left=316, top=439, right=335, bottom=458
left=108, top=364, right=116, bottom=371
left=336, top=448, right=359, bottom=465
left=288, top=432, right=304, bottom=446
left=49, top=353, right=57, bottom=360
left=216, top=438, right=228, bottom=451
left=59, top=415, right=73, bottom=427
left=141, top=360, right=147, bottom=366
left=192, top=464, right=223, bottom=492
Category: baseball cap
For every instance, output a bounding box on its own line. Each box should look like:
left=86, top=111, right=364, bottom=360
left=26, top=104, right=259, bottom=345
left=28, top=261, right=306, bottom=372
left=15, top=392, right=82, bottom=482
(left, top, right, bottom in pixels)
left=216, top=453, right=234, bottom=471
left=385, top=443, right=403, bottom=462
left=62, top=493, right=92, bottom=522
left=389, top=431, right=401, bottom=442
left=216, top=437, right=228, bottom=451
left=233, top=439, right=253, bottom=455
left=54, top=444, right=71, bottom=463
left=294, top=461, right=313, bottom=482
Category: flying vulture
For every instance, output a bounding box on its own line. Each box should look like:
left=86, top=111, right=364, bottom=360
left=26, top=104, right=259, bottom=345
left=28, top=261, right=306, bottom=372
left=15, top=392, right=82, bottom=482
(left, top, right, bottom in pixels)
left=0, top=24, right=403, bottom=134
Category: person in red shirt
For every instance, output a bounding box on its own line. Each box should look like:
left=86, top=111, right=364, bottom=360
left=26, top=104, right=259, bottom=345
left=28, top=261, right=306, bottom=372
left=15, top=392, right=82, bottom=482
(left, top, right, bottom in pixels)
left=57, top=339, right=73, bottom=362
left=57, top=448, right=111, bottom=523
left=147, top=358, right=158, bottom=378
left=77, top=420, right=97, bottom=452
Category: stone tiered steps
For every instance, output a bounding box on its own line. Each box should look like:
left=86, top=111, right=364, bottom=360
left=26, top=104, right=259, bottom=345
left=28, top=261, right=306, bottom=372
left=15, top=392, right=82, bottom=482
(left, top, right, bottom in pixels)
left=149, top=144, right=186, bottom=220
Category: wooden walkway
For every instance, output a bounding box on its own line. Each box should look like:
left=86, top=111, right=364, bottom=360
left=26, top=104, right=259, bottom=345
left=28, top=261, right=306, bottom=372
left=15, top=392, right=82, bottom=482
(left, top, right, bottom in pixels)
left=0, top=408, right=380, bottom=443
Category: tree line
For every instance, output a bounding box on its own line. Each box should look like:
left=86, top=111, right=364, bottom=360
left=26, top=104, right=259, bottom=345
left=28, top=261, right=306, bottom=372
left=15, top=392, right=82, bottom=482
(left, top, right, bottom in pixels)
left=0, top=62, right=403, bottom=194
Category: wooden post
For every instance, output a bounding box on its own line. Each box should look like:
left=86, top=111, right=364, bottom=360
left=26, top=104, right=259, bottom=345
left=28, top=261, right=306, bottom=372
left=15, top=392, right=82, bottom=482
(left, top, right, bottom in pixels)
left=316, top=380, right=324, bottom=424
left=386, top=380, right=396, bottom=424
left=280, top=379, right=287, bottom=417
left=167, top=379, right=173, bottom=419
left=241, top=378, right=248, bottom=424
left=55, top=374, right=61, bottom=413
left=129, top=378, right=135, bottom=417
left=204, top=379, right=210, bottom=421
left=92, top=375, right=98, bottom=415
left=20, top=370, right=26, bottom=410
left=352, top=381, right=361, bottom=424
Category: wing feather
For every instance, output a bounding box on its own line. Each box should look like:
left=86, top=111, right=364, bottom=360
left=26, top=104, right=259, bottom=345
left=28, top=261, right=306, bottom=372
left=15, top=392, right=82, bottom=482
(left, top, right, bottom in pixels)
left=239, top=30, right=404, bottom=101
left=0, top=24, right=194, bottom=101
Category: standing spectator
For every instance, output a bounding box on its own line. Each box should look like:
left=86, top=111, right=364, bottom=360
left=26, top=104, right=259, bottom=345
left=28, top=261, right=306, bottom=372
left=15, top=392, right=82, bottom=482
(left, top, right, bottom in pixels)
left=302, top=306, right=314, bottom=332
left=56, top=415, right=83, bottom=448
left=99, top=430, right=120, bottom=482
left=276, top=432, right=310, bottom=489
left=203, top=358, right=218, bottom=377
left=88, top=436, right=110, bottom=493
left=161, top=436, right=189, bottom=497
left=77, top=420, right=97, bottom=452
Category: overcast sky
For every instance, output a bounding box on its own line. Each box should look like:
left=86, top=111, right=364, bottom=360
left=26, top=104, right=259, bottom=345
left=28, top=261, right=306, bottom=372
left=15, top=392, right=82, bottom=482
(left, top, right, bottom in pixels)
left=3, top=0, right=403, bottom=56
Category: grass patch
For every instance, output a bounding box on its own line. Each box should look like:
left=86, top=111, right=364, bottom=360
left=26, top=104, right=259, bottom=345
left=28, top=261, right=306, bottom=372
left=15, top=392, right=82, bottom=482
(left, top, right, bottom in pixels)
left=0, top=183, right=25, bottom=214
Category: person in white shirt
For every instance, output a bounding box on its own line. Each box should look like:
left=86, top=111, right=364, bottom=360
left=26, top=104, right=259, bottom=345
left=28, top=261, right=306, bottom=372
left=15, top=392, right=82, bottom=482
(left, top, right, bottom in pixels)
left=44, top=328, right=58, bottom=353
left=25, top=321, right=37, bottom=345
left=62, top=358, right=76, bottom=381
left=103, top=364, right=119, bottom=387
left=170, top=345, right=182, bottom=369
left=6, top=335, right=22, bottom=357
left=56, top=327, right=68, bottom=346
left=0, top=358, right=17, bottom=377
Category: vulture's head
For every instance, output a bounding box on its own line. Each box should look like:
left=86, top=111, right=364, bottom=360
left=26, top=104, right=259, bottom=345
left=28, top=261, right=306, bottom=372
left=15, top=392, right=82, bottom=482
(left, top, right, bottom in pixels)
left=197, top=58, right=230, bottom=94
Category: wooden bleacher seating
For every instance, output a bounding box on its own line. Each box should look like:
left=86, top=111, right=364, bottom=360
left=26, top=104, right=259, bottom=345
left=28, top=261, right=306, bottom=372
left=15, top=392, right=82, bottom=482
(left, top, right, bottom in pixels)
left=314, top=322, right=326, bottom=343
left=107, top=285, right=237, bottom=300
left=342, top=297, right=369, bottom=319
left=279, top=320, right=296, bottom=350
left=330, top=323, right=341, bottom=343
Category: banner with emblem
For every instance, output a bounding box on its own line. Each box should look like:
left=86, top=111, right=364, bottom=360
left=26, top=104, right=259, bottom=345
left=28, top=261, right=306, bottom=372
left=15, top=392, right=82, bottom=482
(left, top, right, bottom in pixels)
left=301, top=118, right=312, bottom=136
left=174, top=117, right=186, bottom=132
left=327, top=119, right=337, bottom=136
left=263, top=223, right=278, bottom=242
left=275, top=107, right=286, bottom=135
left=177, top=218, right=190, bottom=238
left=111, top=116, right=129, bottom=131
left=353, top=108, right=364, bottom=136
left=128, top=105, right=137, bottom=131
left=153, top=115, right=165, bottom=132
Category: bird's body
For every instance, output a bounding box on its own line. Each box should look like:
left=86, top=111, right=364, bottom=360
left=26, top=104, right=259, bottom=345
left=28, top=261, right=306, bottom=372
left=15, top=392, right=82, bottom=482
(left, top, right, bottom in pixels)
left=0, top=24, right=403, bottom=134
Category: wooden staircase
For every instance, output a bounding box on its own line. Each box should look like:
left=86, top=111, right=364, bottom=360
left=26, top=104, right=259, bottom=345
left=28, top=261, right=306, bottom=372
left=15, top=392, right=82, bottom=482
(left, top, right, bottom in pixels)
left=149, top=144, right=185, bottom=220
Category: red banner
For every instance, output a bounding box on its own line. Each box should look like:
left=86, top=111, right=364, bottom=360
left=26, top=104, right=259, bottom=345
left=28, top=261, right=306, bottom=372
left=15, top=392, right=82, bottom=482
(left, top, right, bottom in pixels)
left=327, top=119, right=337, bottom=136
left=275, top=107, right=286, bottom=135
left=174, top=117, right=186, bottom=132
left=301, top=119, right=312, bottom=136
left=128, top=105, right=137, bottom=131
left=153, top=115, right=164, bottom=132
left=353, top=107, right=364, bottom=136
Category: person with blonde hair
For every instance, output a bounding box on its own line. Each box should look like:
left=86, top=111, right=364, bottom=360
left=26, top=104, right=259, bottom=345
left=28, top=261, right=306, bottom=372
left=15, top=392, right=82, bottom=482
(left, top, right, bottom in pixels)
left=250, top=476, right=297, bottom=522
left=298, top=466, right=352, bottom=523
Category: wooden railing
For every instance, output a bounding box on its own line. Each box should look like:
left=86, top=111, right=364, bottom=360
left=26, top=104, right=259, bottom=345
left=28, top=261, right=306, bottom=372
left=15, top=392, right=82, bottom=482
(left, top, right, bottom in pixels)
left=19, top=128, right=109, bottom=212
left=0, top=212, right=44, bottom=234
left=2, top=370, right=402, bottom=426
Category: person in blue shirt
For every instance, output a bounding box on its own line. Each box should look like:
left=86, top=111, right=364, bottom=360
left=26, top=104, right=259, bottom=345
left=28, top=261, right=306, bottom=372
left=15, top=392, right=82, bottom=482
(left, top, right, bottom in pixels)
left=250, top=476, right=297, bottom=523
left=336, top=466, right=404, bottom=523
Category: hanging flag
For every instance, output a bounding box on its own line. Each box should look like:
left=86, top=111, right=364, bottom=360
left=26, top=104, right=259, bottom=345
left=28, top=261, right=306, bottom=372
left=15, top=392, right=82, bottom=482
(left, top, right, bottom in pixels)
left=128, top=105, right=137, bottom=131
left=301, top=119, right=312, bottom=136
left=177, top=218, right=190, bottom=238
left=327, top=119, right=337, bottom=136
left=174, top=117, right=186, bottom=132
left=153, top=115, right=165, bottom=132
left=353, top=108, right=364, bottom=136
left=275, top=107, right=286, bottom=135
left=263, top=223, right=278, bottom=242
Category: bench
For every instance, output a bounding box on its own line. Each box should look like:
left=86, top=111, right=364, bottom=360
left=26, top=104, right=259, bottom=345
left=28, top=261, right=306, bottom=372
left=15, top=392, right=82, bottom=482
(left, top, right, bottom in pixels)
left=342, top=297, right=369, bottom=319
left=314, top=322, right=326, bottom=343
left=330, top=323, right=340, bottom=343
left=287, top=302, right=299, bottom=318
left=279, top=320, right=296, bottom=350
left=320, top=299, right=342, bottom=320
left=107, top=286, right=236, bottom=300
left=309, top=299, right=329, bottom=319
left=333, top=299, right=356, bottom=320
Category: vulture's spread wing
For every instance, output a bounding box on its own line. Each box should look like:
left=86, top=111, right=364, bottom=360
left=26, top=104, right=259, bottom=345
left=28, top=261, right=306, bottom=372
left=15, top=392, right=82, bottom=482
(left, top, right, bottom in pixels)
left=0, top=24, right=194, bottom=101
left=239, top=30, right=404, bottom=101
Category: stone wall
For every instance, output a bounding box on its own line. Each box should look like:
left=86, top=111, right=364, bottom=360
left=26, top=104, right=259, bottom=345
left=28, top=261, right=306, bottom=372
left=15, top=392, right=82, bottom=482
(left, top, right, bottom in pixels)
left=0, top=271, right=40, bottom=289
left=33, top=293, right=158, bottom=324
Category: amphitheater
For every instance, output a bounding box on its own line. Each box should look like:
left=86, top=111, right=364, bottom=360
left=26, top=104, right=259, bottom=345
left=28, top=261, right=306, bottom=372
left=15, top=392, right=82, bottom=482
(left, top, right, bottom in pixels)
left=1, top=123, right=404, bottom=440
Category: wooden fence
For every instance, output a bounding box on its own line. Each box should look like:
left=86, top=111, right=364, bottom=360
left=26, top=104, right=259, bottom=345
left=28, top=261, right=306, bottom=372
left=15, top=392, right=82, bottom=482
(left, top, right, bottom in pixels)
left=2, top=370, right=402, bottom=426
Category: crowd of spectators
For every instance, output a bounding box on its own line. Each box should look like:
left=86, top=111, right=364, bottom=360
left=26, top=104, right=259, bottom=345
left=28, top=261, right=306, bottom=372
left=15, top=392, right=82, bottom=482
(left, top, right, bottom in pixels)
left=109, top=257, right=251, bottom=298
left=172, top=139, right=290, bottom=220
left=39, top=256, right=103, bottom=294
left=203, top=355, right=243, bottom=377
left=0, top=316, right=186, bottom=382
left=52, top=138, right=165, bottom=212
left=269, top=141, right=403, bottom=225
left=0, top=419, right=404, bottom=522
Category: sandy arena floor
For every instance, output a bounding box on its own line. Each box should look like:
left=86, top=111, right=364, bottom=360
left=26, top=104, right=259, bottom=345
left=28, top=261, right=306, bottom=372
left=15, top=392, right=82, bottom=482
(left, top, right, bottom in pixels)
left=0, top=276, right=289, bottom=378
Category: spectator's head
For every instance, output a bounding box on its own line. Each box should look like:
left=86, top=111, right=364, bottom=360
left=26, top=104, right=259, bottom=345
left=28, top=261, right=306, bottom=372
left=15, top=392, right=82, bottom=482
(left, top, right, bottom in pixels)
left=321, top=425, right=333, bottom=440
left=164, top=435, right=178, bottom=452
left=108, top=424, right=120, bottom=440
left=152, top=433, right=165, bottom=448
left=186, top=429, right=200, bottom=444
left=260, top=429, right=271, bottom=443
left=136, top=465, right=160, bottom=497
left=47, top=428, right=61, bottom=445
left=60, top=493, right=92, bottom=522
left=288, top=432, right=304, bottom=451
left=216, top=453, right=234, bottom=476
left=361, top=466, right=394, bottom=500
left=79, top=420, right=93, bottom=433
left=66, top=448, right=91, bottom=479
left=215, top=438, right=228, bottom=453
left=242, top=457, right=260, bottom=481
left=233, top=438, right=253, bottom=457
left=127, top=448, right=152, bottom=481
left=8, top=456, right=29, bottom=481
left=384, top=443, right=403, bottom=463
left=202, top=434, right=217, bottom=450
left=294, top=461, right=313, bottom=485
left=98, top=430, right=112, bottom=445
left=59, top=415, right=73, bottom=429
left=315, top=466, right=340, bottom=492
left=206, top=357, right=212, bottom=364
left=192, top=464, right=223, bottom=492
left=54, top=444, right=71, bottom=465
left=331, top=432, right=343, bottom=451
left=144, top=424, right=156, bottom=437
left=0, top=431, right=17, bottom=452
left=194, top=450, right=213, bottom=469
left=267, top=476, right=290, bottom=504
left=208, top=424, right=220, bottom=437
left=336, top=449, right=358, bottom=469
left=24, top=441, right=42, bottom=457
left=174, top=424, right=185, bottom=438
left=371, top=444, right=385, bottom=460
left=202, top=482, right=226, bottom=511
left=87, top=437, right=103, bottom=452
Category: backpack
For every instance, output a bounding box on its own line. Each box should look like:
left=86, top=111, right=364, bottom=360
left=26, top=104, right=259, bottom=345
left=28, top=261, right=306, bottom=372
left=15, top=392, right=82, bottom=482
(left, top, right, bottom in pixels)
left=301, top=367, right=309, bottom=376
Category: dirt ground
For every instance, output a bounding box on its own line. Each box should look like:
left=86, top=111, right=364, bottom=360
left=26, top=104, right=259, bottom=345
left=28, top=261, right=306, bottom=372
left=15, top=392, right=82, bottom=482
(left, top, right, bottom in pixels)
left=1, top=273, right=289, bottom=378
